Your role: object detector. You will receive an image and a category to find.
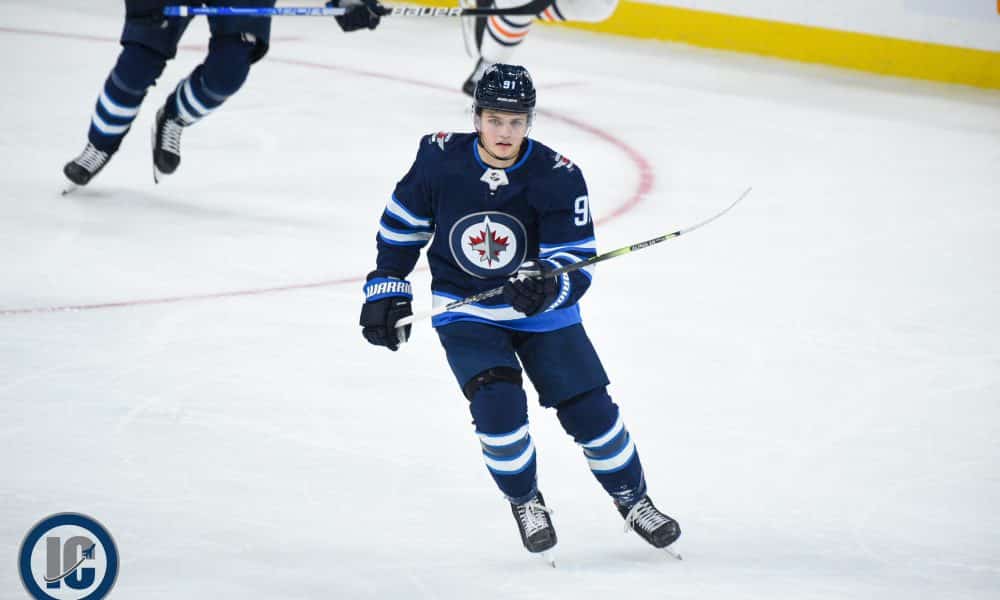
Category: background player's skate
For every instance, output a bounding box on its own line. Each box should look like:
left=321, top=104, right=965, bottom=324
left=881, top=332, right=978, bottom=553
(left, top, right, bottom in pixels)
left=152, top=107, right=184, bottom=183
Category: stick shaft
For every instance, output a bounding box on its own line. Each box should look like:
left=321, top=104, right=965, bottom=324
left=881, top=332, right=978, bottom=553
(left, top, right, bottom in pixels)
left=163, top=4, right=550, bottom=18
left=395, top=187, right=752, bottom=328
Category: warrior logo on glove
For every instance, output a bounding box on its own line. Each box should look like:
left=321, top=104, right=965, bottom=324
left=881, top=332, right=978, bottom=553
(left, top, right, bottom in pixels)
left=449, top=212, right=527, bottom=278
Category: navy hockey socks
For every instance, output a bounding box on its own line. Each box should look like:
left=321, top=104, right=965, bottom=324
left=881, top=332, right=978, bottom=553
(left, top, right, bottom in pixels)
left=470, top=380, right=538, bottom=504
left=557, top=388, right=648, bottom=507
left=166, top=35, right=255, bottom=126
left=87, top=43, right=167, bottom=154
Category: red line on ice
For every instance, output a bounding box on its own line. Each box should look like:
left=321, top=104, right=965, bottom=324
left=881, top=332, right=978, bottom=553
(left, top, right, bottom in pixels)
left=0, top=28, right=654, bottom=317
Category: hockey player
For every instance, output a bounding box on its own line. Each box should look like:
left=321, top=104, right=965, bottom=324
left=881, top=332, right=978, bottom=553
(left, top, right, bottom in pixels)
left=359, top=64, right=681, bottom=559
left=461, top=0, right=619, bottom=95
left=63, top=0, right=388, bottom=188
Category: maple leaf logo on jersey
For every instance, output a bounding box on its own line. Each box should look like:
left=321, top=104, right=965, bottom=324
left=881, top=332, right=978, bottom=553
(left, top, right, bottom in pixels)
left=467, top=216, right=510, bottom=266
left=429, top=132, right=453, bottom=151
left=450, top=211, right=526, bottom=278
left=552, top=153, right=574, bottom=172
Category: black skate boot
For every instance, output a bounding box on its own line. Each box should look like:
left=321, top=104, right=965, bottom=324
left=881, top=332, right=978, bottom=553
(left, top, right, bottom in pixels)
left=152, top=107, right=184, bottom=182
left=618, top=495, right=682, bottom=552
left=63, top=142, right=112, bottom=188
left=510, top=492, right=557, bottom=555
left=462, top=57, right=493, bottom=97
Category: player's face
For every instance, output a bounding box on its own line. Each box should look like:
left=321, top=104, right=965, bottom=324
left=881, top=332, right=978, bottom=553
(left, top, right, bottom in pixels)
left=477, top=109, right=530, bottom=161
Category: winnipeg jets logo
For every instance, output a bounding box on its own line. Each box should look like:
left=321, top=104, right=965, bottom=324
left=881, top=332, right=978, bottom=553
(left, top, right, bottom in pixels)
left=467, top=216, right=510, bottom=267
left=429, top=131, right=453, bottom=151
left=449, top=211, right=527, bottom=278
left=480, top=168, right=509, bottom=191
left=552, top=153, right=574, bottom=172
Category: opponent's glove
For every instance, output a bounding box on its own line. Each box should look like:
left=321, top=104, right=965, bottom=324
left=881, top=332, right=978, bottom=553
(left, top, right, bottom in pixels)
left=327, top=0, right=390, bottom=32
left=503, top=260, right=559, bottom=317
left=359, top=271, right=413, bottom=351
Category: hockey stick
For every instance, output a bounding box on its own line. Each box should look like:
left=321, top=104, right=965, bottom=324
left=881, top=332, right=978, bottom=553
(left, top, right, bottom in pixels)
left=395, top=187, right=752, bottom=330
left=164, top=0, right=552, bottom=18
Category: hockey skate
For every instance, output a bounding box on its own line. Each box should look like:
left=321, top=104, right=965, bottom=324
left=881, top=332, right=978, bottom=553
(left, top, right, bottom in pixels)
left=463, top=57, right=494, bottom=97
left=152, top=107, right=184, bottom=183
left=62, top=142, right=112, bottom=193
left=618, top=495, right=683, bottom=559
left=510, top=492, right=557, bottom=566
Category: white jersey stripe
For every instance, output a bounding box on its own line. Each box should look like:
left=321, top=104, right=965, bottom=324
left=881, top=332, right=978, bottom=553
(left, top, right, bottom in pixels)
left=386, top=195, right=433, bottom=228
left=379, top=224, right=433, bottom=244
left=433, top=294, right=524, bottom=322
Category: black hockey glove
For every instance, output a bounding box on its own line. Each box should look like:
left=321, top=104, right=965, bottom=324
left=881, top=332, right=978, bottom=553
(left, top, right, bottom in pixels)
left=359, top=271, right=413, bottom=351
left=503, top=260, right=559, bottom=317
left=125, top=0, right=167, bottom=24
left=327, top=0, right=390, bottom=32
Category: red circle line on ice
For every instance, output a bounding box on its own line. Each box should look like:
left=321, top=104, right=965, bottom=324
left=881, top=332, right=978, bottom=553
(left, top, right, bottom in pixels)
left=0, top=27, right=654, bottom=317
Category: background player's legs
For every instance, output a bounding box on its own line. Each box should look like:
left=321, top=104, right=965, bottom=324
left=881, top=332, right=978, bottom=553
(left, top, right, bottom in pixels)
left=63, top=6, right=189, bottom=187
left=153, top=34, right=258, bottom=177
left=541, top=0, right=618, bottom=23
left=153, top=3, right=273, bottom=178
left=87, top=44, right=168, bottom=155
left=463, top=0, right=533, bottom=95
left=462, top=0, right=620, bottom=95
left=64, top=44, right=169, bottom=186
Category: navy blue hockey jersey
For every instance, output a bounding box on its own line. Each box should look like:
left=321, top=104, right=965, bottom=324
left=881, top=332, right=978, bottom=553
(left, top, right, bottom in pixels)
left=373, top=132, right=597, bottom=332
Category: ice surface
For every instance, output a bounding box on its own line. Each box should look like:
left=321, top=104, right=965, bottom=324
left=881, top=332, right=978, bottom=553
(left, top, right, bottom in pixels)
left=2, top=2, right=999, bottom=598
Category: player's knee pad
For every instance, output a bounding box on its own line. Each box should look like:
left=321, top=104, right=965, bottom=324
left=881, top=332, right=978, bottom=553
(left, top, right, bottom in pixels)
left=463, top=366, right=522, bottom=400
left=466, top=368, right=527, bottom=434
left=113, top=43, right=169, bottom=93
left=201, top=35, right=256, bottom=97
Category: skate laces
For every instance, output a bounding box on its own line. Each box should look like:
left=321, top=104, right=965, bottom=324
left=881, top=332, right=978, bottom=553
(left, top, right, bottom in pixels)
left=74, top=143, right=109, bottom=173
left=160, top=117, right=184, bottom=155
left=623, top=498, right=670, bottom=535
left=516, top=498, right=553, bottom=537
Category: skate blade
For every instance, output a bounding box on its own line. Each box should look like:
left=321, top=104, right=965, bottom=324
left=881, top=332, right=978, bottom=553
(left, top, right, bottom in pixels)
left=662, top=545, right=682, bottom=560
left=151, top=121, right=162, bottom=184
left=539, top=550, right=556, bottom=568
